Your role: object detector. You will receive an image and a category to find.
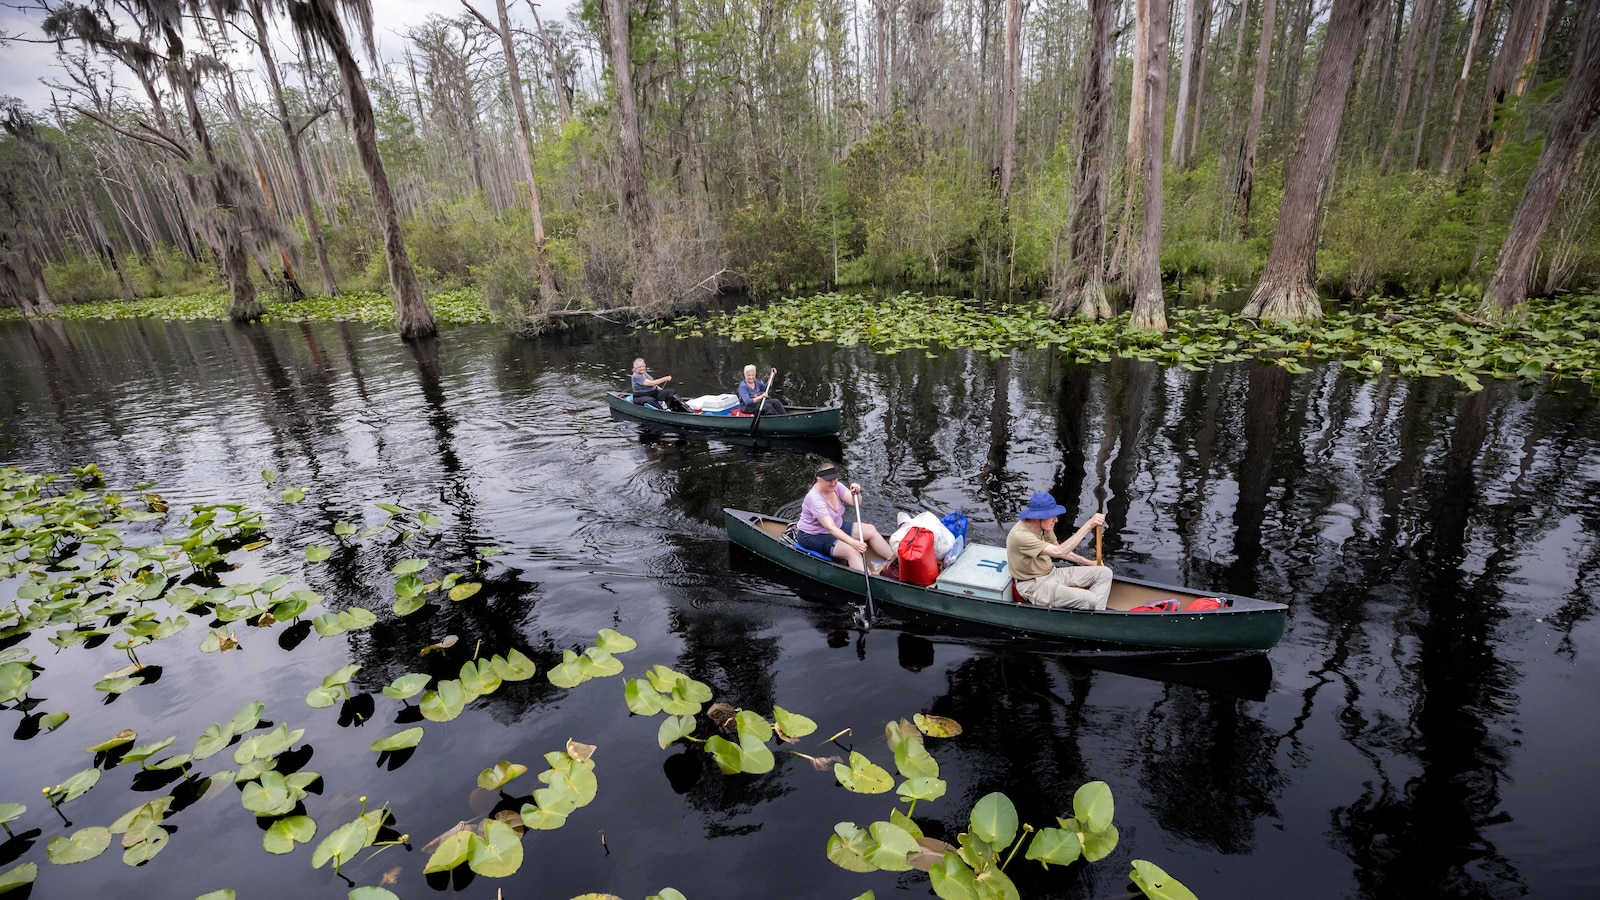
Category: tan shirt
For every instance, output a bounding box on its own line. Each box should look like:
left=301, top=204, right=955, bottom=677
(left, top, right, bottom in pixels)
left=1006, top=520, right=1058, bottom=581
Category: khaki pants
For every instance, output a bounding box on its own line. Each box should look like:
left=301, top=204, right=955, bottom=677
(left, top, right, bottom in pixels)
left=1015, top=566, right=1113, bottom=610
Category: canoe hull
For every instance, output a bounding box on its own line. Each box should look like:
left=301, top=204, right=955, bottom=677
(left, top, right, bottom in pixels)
left=606, top=392, right=842, bottom=437
left=725, top=508, right=1288, bottom=652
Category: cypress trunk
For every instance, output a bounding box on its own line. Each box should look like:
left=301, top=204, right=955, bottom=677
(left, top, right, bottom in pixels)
left=1244, top=0, right=1379, bottom=321
left=1049, top=0, right=1116, bottom=320
left=1132, top=0, right=1172, bottom=332
left=1483, top=2, right=1600, bottom=314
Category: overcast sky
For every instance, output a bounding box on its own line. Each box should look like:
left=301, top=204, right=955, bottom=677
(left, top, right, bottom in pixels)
left=0, top=0, right=578, bottom=113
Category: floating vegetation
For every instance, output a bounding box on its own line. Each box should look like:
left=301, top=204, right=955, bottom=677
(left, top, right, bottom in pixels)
left=660, top=291, right=1600, bottom=390
left=822, top=718, right=1188, bottom=900
left=1, top=465, right=1190, bottom=897
left=0, top=288, right=494, bottom=327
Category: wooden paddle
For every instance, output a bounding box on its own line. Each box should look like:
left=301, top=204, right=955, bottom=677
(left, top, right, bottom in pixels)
left=1095, top=523, right=1103, bottom=566
left=748, top=366, right=778, bottom=435
left=853, top=489, right=876, bottom=623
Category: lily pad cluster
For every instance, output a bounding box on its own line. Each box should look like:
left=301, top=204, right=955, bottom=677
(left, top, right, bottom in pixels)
left=660, top=290, right=1600, bottom=390
left=0, top=468, right=508, bottom=895
left=3, top=465, right=1196, bottom=899
left=0, top=288, right=495, bottom=327
left=0, top=468, right=375, bottom=717
left=822, top=717, right=1192, bottom=900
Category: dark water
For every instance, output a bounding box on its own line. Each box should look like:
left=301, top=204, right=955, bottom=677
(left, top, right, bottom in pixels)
left=1, top=316, right=1597, bottom=900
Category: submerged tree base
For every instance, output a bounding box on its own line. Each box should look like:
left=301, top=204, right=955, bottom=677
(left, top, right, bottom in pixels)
left=1242, top=277, right=1324, bottom=321
left=1049, top=279, right=1113, bottom=321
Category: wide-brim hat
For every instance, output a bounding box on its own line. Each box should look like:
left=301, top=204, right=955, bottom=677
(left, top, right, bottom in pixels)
left=1019, top=491, right=1067, bottom=520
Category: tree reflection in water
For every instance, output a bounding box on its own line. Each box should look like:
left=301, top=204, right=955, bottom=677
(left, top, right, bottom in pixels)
left=1, top=316, right=1597, bottom=899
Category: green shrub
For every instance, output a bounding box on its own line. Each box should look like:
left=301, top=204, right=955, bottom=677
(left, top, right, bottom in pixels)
left=723, top=200, right=834, bottom=298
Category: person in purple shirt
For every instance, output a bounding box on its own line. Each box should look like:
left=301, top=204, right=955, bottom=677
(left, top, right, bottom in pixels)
left=795, top=464, right=893, bottom=572
left=737, top=365, right=786, bottom=415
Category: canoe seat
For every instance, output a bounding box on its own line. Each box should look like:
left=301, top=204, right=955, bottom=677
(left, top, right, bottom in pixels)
left=783, top=523, right=834, bottom=563
left=1010, top=581, right=1027, bottom=604
left=795, top=543, right=832, bottom=563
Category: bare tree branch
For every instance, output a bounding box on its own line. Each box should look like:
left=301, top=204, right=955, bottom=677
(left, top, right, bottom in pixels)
left=72, top=103, right=190, bottom=161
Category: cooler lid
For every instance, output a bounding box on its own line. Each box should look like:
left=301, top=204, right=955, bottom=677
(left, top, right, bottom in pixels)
left=936, top=543, right=1011, bottom=592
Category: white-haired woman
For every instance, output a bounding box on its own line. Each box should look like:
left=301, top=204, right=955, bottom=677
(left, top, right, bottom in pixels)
left=736, top=365, right=786, bottom=416
left=631, top=358, right=688, bottom=411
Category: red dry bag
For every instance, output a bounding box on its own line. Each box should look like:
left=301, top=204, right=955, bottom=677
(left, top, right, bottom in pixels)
left=897, top=526, right=938, bottom=587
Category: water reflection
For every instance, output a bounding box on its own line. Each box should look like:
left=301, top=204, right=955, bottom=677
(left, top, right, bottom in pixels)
left=1, top=317, right=1598, bottom=899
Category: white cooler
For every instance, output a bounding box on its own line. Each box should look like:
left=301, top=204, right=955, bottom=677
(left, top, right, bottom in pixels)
left=934, top=543, right=1011, bottom=601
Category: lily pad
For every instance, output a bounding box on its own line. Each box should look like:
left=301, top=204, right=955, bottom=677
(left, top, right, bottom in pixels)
left=477, top=760, right=528, bottom=791
left=593, top=628, right=636, bottom=653
left=1025, top=826, right=1082, bottom=866
left=546, top=650, right=586, bottom=689
left=897, top=777, right=947, bottom=803
left=489, top=649, right=536, bottom=682
left=312, top=809, right=387, bottom=871
left=1129, top=860, right=1198, bottom=900
left=893, top=739, right=940, bottom=780
left=420, top=679, right=468, bottom=722
left=0, top=862, right=38, bottom=892
left=94, top=675, right=144, bottom=694
left=970, top=792, right=1018, bottom=848
left=241, top=770, right=320, bottom=817
left=227, top=701, right=264, bottom=734
left=459, top=659, right=502, bottom=697
left=423, top=829, right=474, bottom=873
left=826, top=822, right=877, bottom=873
left=773, top=705, right=817, bottom=741
left=706, top=734, right=775, bottom=775
left=46, top=825, right=111, bottom=864
left=625, top=679, right=664, bottom=716
left=263, top=815, right=316, bottom=855
left=913, top=713, right=963, bottom=738
left=120, top=736, right=177, bottom=766
left=447, top=582, right=481, bottom=602
left=370, top=727, right=424, bottom=752
left=517, top=804, right=568, bottom=831
left=86, top=728, right=138, bottom=753
left=48, top=767, right=101, bottom=803
left=467, top=818, right=524, bottom=877
left=657, top=714, right=696, bottom=749
left=381, top=673, right=430, bottom=700
left=192, top=722, right=234, bottom=760
left=866, top=820, right=920, bottom=871
left=0, top=803, right=25, bottom=829
left=1073, top=780, right=1114, bottom=834
left=834, top=752, right=894, bottom=794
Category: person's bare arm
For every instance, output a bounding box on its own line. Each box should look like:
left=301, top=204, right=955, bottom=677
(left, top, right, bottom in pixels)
left=1050, top=513, right=1106, bottom=563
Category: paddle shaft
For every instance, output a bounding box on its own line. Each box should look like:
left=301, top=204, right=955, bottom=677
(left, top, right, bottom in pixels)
left=749, top=367, right=778, bottom=434
left=1095, top=524, right=1103, bottom=566
left=853, top=491, right=875, bottom=622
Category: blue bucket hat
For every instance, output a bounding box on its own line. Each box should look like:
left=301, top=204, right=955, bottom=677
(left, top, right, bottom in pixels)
left=1019, top=491, right=1067, bottom=521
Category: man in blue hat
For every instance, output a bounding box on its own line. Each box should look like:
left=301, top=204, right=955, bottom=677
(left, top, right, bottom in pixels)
left=1005, top=491, right=1112, bottom=609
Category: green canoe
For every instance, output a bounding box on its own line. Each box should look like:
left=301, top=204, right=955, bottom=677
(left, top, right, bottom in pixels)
left=606, top=392, right=843, bottom=437
left=725, top=508, right=1288, bottom=652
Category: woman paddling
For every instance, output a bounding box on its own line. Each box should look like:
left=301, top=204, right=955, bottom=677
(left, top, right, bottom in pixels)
left=795, top=464, right=893, bottom=572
